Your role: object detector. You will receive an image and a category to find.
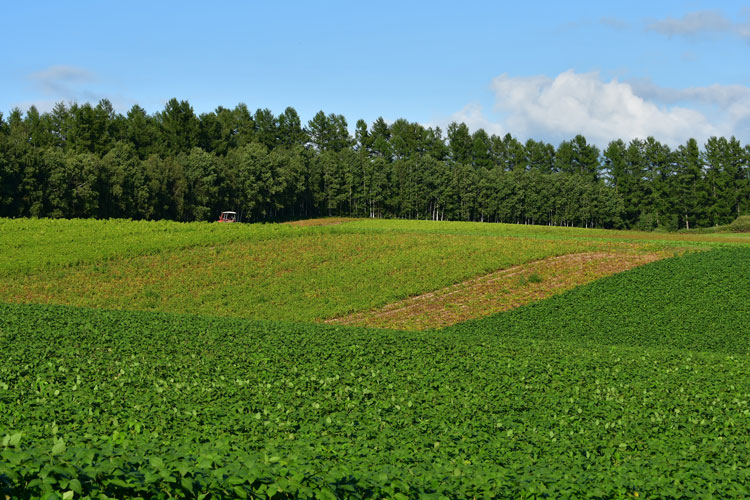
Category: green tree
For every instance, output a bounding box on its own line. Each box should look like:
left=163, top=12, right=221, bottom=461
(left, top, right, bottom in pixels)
left=674, top=138, right=705, bottom=229
left=524, top=139, right=556, bottom=173
left=228, top=142, right=277, bottom=221
left=157, top=98, right=200, bottom=154
left=471, top=129, right=493, bottom=169
left=126, top=105, right=158, bottom=159
left=49, top=102, right=71, bottom=150
left=643, top=137, right=674, bottom=230
left=49, top=151, right=101, bottom=218
left=307, top=111, right=351, bottom=152
left=354, top=119, right=371, bottom=154
left=144, top=154, right=185, bottom=220
left=23, top=106, right=55, bottom=149
left=277, top=107, right=307, bottom=147
left=318, top=150, right=346, bottom=215
left=491, top=133, right=525, bottom=171
left=181, top=147, right=219, bottom=221
left=446, top=122, right=472, bottom=164
left=556, top=135, right=600, bottom=180
left=273, top=145, right=308, bottom=219
left=102, top=142, right=151, bottom=219
left=68, top=102, right=108, bottom=155
left=253, top=108, right=278, bottom=150
left=370, top=117, right=392, bottom=159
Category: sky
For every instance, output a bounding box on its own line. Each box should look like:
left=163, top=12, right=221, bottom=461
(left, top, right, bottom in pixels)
left=2, top=0, right=750, bottom=147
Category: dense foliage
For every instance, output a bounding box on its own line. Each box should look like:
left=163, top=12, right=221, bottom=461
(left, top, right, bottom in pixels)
left=1, top=99, right=748, bottom=229
left=3, top=248, right=750, bottom=498
left=684, top=215, right=750, bottom=234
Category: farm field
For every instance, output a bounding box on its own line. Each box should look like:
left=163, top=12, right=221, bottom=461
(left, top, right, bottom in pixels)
left=2, top=217, right=750, bottom=498
left=0, top=217, right=697, bottom=323
left=3, top=217, right=747, bottom=276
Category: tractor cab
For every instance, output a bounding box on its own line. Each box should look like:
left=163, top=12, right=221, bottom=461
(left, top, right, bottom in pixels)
left=218, top=211, right=237, bottom=223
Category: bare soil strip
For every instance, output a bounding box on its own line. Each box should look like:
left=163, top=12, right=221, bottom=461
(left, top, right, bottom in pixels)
left=326, top=251, right=671, bottom=330
left=284, top=217, right=356, bottom=227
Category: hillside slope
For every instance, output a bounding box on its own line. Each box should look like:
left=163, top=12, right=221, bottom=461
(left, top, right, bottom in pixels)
left=3, top=247, right=750, bottom=498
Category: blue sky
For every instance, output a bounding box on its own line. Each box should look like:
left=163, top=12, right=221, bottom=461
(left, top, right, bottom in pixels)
left=3, top=1, right=750, bottom=146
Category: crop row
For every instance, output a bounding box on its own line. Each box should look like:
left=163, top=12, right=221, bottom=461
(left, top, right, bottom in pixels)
left=4, top=437, right=750, bottom=499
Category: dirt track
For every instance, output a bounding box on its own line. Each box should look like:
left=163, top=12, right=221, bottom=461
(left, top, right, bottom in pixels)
left=326, top=251, right=671, bottom=330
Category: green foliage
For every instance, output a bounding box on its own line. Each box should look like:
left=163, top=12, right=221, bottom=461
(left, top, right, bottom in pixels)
left=527, top=272, right=543, bottom=283
left=680, top=215, right=750, bottom=234
left=2, top=247, right=750, bottom=497
left=727, top=215, right=750, bottom=232
left=448, top=247, right=750, bottom=353
left=2, top=99, right=749, bottom=228
left=2, top=220, right=750, bottom=497
left=1, top=215, right=744, bottom=279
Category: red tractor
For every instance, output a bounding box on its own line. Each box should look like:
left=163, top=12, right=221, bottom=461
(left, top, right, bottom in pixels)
left=218, top=211, right=237, bottom=223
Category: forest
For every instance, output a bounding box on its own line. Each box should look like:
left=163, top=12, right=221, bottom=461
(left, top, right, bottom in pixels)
left=0, top=98, right=747, bottom=230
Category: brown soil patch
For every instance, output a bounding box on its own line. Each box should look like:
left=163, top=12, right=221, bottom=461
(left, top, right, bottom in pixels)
left=326, top=251, right=671, bottom=330
left=284, top=217, right=357, bottom=227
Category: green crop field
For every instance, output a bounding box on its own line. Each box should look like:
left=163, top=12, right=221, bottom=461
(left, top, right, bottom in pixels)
left=2, top=218, right=750, bottom=499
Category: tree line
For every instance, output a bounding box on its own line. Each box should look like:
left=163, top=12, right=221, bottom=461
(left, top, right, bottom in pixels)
left=0, top=98, right=748, bottom=230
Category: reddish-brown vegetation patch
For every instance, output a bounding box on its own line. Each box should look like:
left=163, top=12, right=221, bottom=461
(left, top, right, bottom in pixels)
left=326, top=251, right=672, bottom=330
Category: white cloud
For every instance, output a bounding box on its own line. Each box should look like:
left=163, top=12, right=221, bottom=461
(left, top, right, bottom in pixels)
left=625, top=79, right=750, bottom=138
left=449, top=102, right=505, bottom=137
left=646, top=10, right=750, bottom=42
left=647, top=11, right=732, bottom=36
left=12, top=100, right=61, bottom=114
left=600, top=17, right=629, bottom=31
left=19, top=65, right=135, bottom=113
left=629, top=78, right=750, bottom=109
left=29, top=65, right=96, bottom=99
left=447, top=70, right=750, bottom=147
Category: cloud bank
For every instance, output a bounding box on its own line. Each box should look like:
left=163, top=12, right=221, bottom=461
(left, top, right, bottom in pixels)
left=646, top=10, right=750, bottom=42
left=449, top=70, right=750, bottom=147
left=21, top=65, right=134, bottom=113
left=29, top=66, right=96, bottom=100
